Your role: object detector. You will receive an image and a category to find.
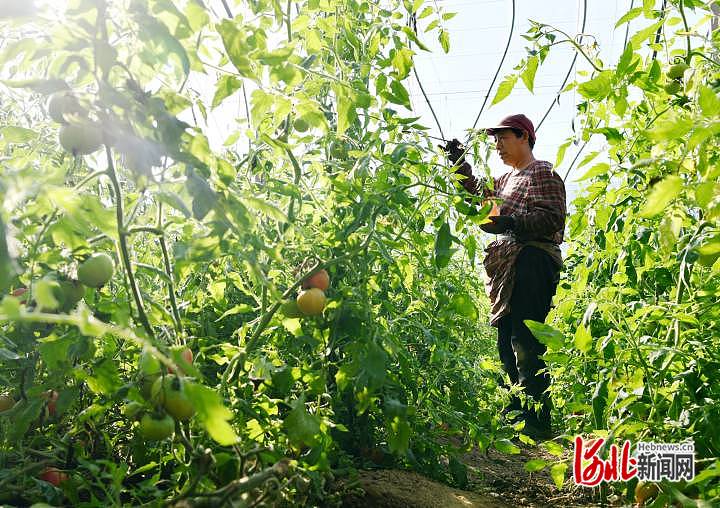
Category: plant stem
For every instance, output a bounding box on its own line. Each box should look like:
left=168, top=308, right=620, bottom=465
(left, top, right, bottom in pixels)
left=678, top=0, right=692, bottom=62
left=157, top=203, right=183, bottom=335
left=105, top=145, right=154, bottom=338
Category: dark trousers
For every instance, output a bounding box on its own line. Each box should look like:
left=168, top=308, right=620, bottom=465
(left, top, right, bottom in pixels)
left=497, top=246, right=560, bottom=426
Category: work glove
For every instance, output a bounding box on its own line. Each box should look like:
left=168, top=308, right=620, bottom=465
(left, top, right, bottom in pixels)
left=440, top=138, right=466, bottom=164
left=480, top=215, right=515, bottom=234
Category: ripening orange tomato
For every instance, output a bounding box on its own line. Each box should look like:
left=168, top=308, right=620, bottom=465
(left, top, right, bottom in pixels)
left=39, top=467, right=69, bottom=486
left=296, top=288, right=326, bottom=316
left=301, top=269, right=330, bottom=291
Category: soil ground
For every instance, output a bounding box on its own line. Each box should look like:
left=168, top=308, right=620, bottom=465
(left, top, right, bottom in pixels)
left=342, top=442, right=608, bottom=508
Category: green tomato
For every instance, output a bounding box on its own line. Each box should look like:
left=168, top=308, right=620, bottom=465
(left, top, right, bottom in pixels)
left=59, top=122, right=103, bottom=155
left=138, top=351, right=161, bottom=376
left=294, top=118, right=309, bottom=133
left=138, top=413, right=174, bottom=441
left=122, top=401, right=144, bottom=420
left=151, top=375, right=195, bottom=421
left=664, top=81, right=682, bottom=95
left=138, top=351, right=162, bottom=399
left=77, top=253, right=114, bottom=288
left=58, top=279, right=84, bottom=312
left=47, top=93, right=85, bottom=124
left=666, top=62, right=689, bottom=79
left=280, top=300, right=304, bottom=318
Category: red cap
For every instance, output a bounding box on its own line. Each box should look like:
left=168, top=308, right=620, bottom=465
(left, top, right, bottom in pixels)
left=485, top=114, right=536, bottom=144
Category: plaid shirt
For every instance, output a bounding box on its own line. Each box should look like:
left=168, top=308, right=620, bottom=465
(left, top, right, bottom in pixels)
left=464, top=160, right=566, bottom=326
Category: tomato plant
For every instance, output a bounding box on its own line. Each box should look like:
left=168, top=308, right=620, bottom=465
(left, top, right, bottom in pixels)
left=3, top=0, right=716, bottom=506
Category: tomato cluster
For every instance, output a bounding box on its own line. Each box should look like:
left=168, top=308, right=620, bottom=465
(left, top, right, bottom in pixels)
left=282, top=268, right=331, bottom=317
left=129, top=348, right=196, bottom=441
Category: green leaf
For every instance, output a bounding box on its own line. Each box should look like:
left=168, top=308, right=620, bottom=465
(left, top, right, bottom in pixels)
left=576, top=162, right=610, bottom=182
left=215, top=304, right=253, bottom=321
left=387, top=80, right=411, bottom=108
left=438, top=30, right=450, bottom=53
left=0, top=216, right=16, bottom=293
left=543, top=441, right=565, bottom=456
left=217, top=21, right=255, bottom=78
left=0, top=126, right=37, bottom=144
left=592, top=379, right=608, bottom=429
left=450, top=292, right=477, bottom=320
left=448, top=456, right=468, bottom=488
left=616, top=43, right=635, bottom=76
left=134, top=12, right=190, bottom=76
left=648, top=116, right=693, bottom=141
left=2, top=78, right=68, bottom=94
left=578, top=71, right=613, bottom=100
left=34, top=278, right=60, bottom=310
left=639, top=175, right=682, bottom=218
left=520, top=56, right=539, bottom=93
left=524, top=320, right=564, bottom=350
left=284, top=397, right=321, bottom=446
left=243, top=196, right=288, bottom=223
left=687, top=460, right=720, bottom=486
left=388, top=416, right=411, bottom=454
left=186, top=383, right=239, bottom=446
left=525, top=458, right=548, bottom=472
left=336, top=89, right=355, bottom=136
left=434, top=222, right=453, bottom=268
left=85, top=358, right=122, bottom=395
left=185, top=0, right=210, bottom=31
left=38, top=335, right=73, bottom=371
left=4, top=398, right=43, bottom=441
left=550, top=462, right=567, bottom=489
left=615, top=7, right=643, bottom=27
left=699, top=85, right=720, bottom=117
left=555, top=140, right=571, bottom=168
left=155, top=191, right=191, bottom=218
left=212, top=75, right=243, bottom=109
left=491, top=74, right=518, bottom=105
left=391, top=48, right=414, bottom=80
left=573, top=324, right=592, bottom=353
left=494, top=438, right=520, bottom=454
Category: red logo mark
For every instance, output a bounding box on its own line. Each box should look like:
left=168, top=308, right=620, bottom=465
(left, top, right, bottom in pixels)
left=573, top=436, right=638, bottom=486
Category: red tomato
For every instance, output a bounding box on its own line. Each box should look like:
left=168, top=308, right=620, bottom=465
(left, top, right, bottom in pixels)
left=43, top=390, right=59, bottom=416
left=11, top=287, right=27, bottom=297
left=301, top=269, right=330, bottom=291
left=40, top=467, right=69, bottom=486
left=168, top=348, right=193, bottom=375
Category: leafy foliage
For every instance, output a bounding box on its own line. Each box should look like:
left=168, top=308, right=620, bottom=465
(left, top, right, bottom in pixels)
left=0, top=0, right=505, bottom=505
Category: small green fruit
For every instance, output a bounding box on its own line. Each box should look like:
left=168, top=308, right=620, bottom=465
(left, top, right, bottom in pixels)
left=122, top=401, right=144, bottom=420
left=664, top=81, right=682, bottom=95
left=294, top=118, right=309, bottom=133
left=47, top=93, right=85, bottom=124
left=138, top=413, right=174, bottom=441
left=151, top=375, right=195, bottom=421
left=77, top=253, right=114, bottom=288
left=666, top=62, right=689, bottom=79
left=59, top=122, right=103, bottom=155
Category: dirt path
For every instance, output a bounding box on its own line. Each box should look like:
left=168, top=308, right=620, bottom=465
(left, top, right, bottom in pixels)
left=342, top=442, right=600, bottom=507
